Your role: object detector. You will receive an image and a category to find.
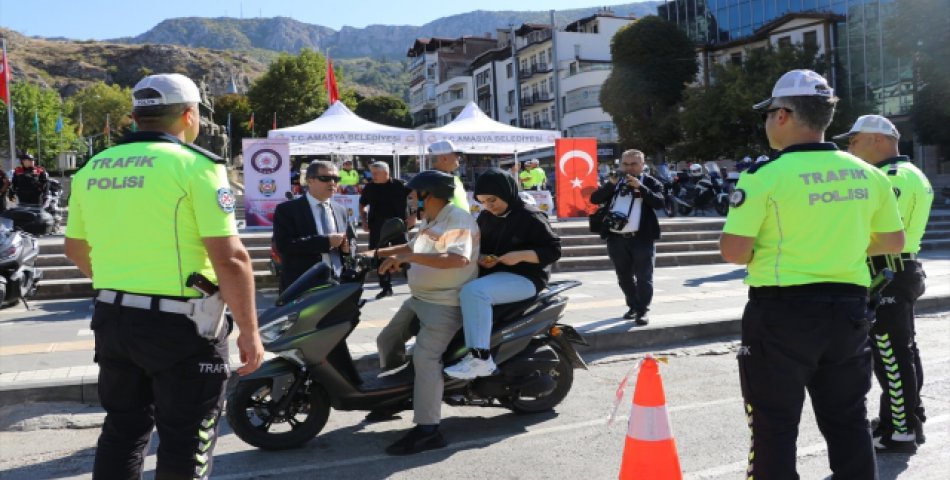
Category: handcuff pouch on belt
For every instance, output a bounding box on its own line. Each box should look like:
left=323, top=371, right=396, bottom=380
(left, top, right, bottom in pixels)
left=186, top=273, right=228, bottom=340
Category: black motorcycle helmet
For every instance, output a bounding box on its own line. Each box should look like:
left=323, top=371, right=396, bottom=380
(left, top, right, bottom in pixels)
left=407, top=170, right=456, bottom=201
left=17, top=151, right=35, bottom=163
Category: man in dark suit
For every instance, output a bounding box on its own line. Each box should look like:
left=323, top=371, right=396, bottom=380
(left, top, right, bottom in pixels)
left=590, top=149, right=665, bottom=325
left=272, top=160, right=355, bottom=292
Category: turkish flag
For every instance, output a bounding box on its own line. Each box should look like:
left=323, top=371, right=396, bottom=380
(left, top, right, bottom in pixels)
left=555, top=137, right=599, bottom=218
left=0, top=49, right=10, bottom=106
left=326, top=57, right=339, bottom=104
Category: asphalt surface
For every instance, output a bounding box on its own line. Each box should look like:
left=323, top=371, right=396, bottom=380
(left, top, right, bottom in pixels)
left=0, top=311, right=947, bottom=479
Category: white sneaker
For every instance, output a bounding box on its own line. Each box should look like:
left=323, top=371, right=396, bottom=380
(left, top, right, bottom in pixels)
left=444, top=353, right=497, bottom=379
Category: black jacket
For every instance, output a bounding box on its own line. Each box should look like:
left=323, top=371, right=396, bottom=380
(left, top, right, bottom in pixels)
left=272, top=195, right=355, bottom=291
left=478, top=207, right=561, bottom=293
left=590, top=174, right=664, bottom=243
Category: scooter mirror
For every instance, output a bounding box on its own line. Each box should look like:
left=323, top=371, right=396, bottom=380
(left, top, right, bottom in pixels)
left=377, top=217, right=407, bottom=249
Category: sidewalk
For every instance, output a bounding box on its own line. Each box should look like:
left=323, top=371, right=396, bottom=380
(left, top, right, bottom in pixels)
left=1, top=252, right=948, bottom=406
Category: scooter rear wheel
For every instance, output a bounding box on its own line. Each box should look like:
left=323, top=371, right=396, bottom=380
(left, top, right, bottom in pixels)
left=508, top=348, right=574, bottom=414
left=226, top=376, right=330, bottom=450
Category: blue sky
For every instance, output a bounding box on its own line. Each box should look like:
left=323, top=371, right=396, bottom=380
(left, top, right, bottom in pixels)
left=0, top=1, right=651, bottom=40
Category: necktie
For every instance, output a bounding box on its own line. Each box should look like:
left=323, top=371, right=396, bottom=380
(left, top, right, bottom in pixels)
left=319, top=203, right=342, bottom=275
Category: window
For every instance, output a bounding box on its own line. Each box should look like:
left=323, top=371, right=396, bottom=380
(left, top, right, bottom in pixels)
left=506, top=63, right=513, bottom=78
left=803, top=31, right=818, bottom=49
left=508, top=90, right=515, bottom=107
left=730, top=52, right=742, bottom=66
left=548, top=78, right=554, bottom=92
left=777, top=36, right=792, bottom=48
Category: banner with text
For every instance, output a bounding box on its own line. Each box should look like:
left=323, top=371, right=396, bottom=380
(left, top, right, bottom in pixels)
left=554, top=137, right=599, bottom=218
left=467, top=190, right=554, bottom=217
left=243, top=138, right=291, bottom=228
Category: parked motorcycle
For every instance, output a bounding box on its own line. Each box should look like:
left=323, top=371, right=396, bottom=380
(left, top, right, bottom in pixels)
left=655, top=162, right=677, bottom=218
left=44, top=179, right=65, bottom=233
left=704, top=162, right=731, bottom=216
left=226, top=218, right=588, bottom=450
left=0, top=218, right=41, bottom=308
left=0, top=204, right=55, bottom=236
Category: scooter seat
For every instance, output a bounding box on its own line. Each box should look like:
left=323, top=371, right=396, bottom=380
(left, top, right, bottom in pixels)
left=491, top=298, right=537, bottom=326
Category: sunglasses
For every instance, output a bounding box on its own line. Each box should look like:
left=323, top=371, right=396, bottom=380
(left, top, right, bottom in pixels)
left=310, top=175, right=341, bottom=183
left=761, top=107, right=793, bottom=121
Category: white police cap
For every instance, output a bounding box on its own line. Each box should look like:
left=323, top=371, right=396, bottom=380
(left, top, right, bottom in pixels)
left=427, top=140, right=461, bottom=155
left=132, top=73, right=202, bottom=107
left=753, top=69, right=834, bottom=111
left=832, top=114, right=900, bottom=140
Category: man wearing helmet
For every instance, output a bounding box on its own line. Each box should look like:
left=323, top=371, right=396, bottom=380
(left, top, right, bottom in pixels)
left=370, top=169, right=480, bottom=455
left=10, top=151, right=49, bottom=205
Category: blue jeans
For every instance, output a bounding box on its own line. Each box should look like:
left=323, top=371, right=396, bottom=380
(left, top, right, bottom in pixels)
left=459, top=272, right=537, bottom=350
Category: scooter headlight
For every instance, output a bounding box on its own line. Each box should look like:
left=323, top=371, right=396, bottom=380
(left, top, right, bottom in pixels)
left=259, top=313, right=297, bottom=344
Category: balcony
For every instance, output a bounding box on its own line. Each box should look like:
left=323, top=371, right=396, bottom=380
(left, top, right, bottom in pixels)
left=412, top=109, right=436, bottom=128
left=521, top=96, right=535, bottom=107
left=518, top=29, right=553, bottom=51
left=520, top=68, right=534, bottom=79
left=534, top=91, right=555, bottom=103
left=533, top=63, right=552, bottom=74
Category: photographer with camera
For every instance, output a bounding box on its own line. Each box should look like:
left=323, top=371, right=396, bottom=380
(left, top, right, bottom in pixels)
left=590, top=149, right=665, bottom=324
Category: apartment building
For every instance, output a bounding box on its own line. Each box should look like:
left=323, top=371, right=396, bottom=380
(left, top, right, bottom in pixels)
left=471, top=29, right=520, bottom=126
left=406, top=36, right=498, bottom=129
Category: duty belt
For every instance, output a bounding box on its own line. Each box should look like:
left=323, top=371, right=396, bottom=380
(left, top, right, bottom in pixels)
left=868, top=252, right=918, bottom=275
left=96, top=290, right=195, bottom=315
left=749, top=282, right=867, bottom=299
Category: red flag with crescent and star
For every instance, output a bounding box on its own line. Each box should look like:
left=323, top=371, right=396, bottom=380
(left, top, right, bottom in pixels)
left=555, top=137, right=599, bottom=218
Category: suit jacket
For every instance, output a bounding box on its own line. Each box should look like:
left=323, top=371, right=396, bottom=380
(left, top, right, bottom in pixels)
left=590, top=174, right=664, bottom=243
left=272, top=195, right=355, bottom=290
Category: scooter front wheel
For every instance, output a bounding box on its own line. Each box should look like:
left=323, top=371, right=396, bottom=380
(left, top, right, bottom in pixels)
left=226, top=376, right=330, bottom=450
left=507, top=347, right=575, bottom=414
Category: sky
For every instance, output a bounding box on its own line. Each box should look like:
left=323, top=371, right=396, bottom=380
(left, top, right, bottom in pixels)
left=0, top=0, right=651, bottom=40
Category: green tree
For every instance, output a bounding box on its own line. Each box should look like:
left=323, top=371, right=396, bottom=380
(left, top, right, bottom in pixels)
left=355, top=96, right=412, bottom=127
left=247, top=49, right=358, bottom=130
left=64, top=82, right=133, bottom=154
left=212, top=94, right=253, bottom=154
left=885, top=0, right=950, bottom=146
left=673, top=44, right=870, bottom=161
left=600, top=16, right=697, bottom=158
left=0, top=82, right=83, bottom=168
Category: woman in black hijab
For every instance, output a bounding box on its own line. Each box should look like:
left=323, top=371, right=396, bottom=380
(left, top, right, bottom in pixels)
left=443, top=168, right=561, bottom=379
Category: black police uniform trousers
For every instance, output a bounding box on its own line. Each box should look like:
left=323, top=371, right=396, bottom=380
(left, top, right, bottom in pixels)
left=368, top=224, right=408, bottom=290
left=91, top=298, right=229, bottom=480
left=738, top=285, right=877, bottom=480
left=869, top=258, right=926, bottom=439
left=605, top=233, right=655, bottom=316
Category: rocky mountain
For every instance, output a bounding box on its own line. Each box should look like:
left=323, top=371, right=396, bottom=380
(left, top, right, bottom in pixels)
left=0, top=28, right=267, bottom=98
left=117, top=2, right=662, bottom=59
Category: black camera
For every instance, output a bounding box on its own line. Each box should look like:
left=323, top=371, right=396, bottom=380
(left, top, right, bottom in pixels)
left=602, top=211, right=629, bottom=231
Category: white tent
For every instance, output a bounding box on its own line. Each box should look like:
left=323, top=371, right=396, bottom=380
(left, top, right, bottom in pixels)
left=268, top=101, right=421, bottom=157
left=423, top=102, right=561, bottom=155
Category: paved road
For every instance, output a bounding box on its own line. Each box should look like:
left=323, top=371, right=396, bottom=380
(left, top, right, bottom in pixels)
left=2, top=252, right=949, bottom=387
left=0, top=311, right=947, bottom=479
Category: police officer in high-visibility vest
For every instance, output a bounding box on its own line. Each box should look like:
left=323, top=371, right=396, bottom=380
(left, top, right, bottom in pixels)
left=64, top=73, right=264, bottom=480
left=338, top=158, right=361, bottom=194
left=426, top=140, right=470, bottom=211
left=720, top=70, right=905, bottom=479
left=834, top=114, right=934, bottom=454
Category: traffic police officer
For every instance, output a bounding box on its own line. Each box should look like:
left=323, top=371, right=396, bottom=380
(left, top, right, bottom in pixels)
left=64, top=73, right=264, bottom=480
left=835, top=114, right=934, bottom=453
left=720, top=70, right=905, bottom=479
left=10, top=151, right=49, bottom=205
left=426, top=140, right=470, bottom=210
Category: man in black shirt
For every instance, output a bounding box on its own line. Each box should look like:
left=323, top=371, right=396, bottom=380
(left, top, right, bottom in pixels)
left=359, top=161, right=413, bottom=298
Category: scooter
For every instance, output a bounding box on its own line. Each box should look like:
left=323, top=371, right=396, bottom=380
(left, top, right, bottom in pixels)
left=226, top=218, right=588, bottom=450
left=0, top=218, right=41, bottom=308
left=44, top=179, right=65, bottom=233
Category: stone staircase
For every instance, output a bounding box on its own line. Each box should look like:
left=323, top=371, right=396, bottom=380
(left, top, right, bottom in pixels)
left=29, top=207, right=950, bottom=300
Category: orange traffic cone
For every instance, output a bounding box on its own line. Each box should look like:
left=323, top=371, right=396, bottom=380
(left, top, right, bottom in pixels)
left=618, top=356, right=682, bottom=479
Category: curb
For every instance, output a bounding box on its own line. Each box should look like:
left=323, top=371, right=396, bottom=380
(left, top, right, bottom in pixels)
left=3, top=294, right=947, bottom=408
